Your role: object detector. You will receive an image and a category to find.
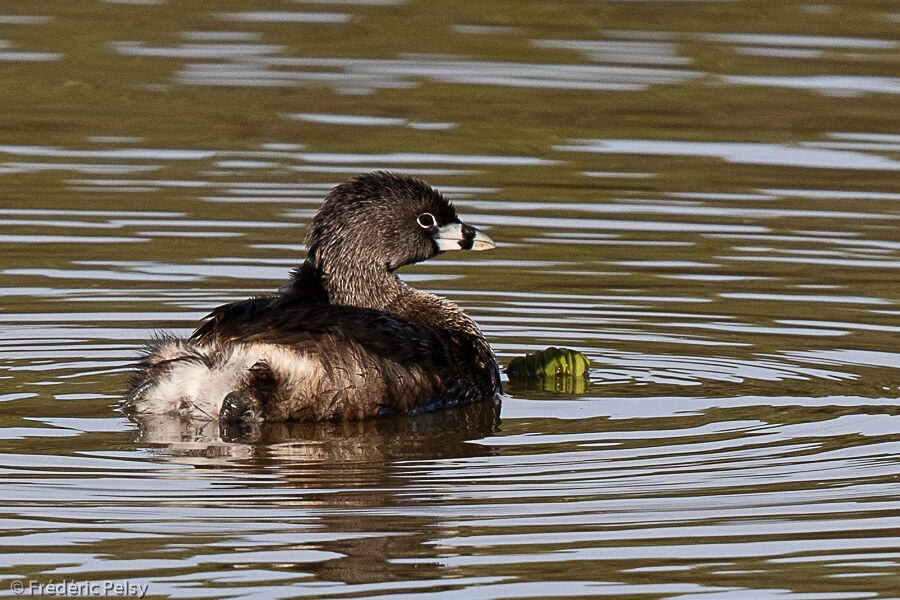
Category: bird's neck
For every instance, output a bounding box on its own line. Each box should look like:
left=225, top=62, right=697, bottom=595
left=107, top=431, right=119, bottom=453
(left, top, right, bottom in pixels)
left=291, top=258, right=482, bottom=337
left=319, top=261, right=403, bottom=311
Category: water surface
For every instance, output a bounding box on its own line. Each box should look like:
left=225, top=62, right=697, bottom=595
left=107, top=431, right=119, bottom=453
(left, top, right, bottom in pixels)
left=1, top=0, right=900, bottom=598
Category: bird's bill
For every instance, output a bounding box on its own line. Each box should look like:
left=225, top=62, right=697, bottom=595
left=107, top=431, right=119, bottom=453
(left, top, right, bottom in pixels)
left=434, top=221, right=495, bottom=252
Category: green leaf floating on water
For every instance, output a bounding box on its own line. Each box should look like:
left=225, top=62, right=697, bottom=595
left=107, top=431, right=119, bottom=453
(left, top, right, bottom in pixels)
left=506, top=347, right=591, bottom=394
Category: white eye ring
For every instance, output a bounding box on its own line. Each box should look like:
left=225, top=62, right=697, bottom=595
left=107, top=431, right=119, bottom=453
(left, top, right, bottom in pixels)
left=417, top=212, right=437, bottom=229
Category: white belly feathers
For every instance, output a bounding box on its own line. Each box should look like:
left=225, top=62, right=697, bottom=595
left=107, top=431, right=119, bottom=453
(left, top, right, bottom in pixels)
left=128, top=339, right=315, bottom=419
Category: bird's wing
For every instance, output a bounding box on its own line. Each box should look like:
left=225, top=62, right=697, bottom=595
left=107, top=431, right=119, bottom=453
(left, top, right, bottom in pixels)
left=189, top=296, right=497, bottom=413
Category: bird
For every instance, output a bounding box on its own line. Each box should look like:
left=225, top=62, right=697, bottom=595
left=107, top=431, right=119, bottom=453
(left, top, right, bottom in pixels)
left=124, top=171, right=502, bottom=423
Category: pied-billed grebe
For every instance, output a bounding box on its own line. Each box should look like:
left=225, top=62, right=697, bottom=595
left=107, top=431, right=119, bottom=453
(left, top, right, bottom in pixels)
left=125, top=171, right=502, bottom=422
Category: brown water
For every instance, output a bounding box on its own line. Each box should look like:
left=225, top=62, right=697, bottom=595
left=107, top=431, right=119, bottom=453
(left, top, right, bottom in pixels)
left=2, top=1, right=900, bottom=597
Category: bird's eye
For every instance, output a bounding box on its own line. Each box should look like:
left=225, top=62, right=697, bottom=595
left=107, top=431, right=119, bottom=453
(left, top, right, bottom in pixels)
left=417, top=212, right=437, bottom=229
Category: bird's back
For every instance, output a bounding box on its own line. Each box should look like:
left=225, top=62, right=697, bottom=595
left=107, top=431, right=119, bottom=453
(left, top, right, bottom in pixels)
left=127, top=289, right=500, bottom=421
